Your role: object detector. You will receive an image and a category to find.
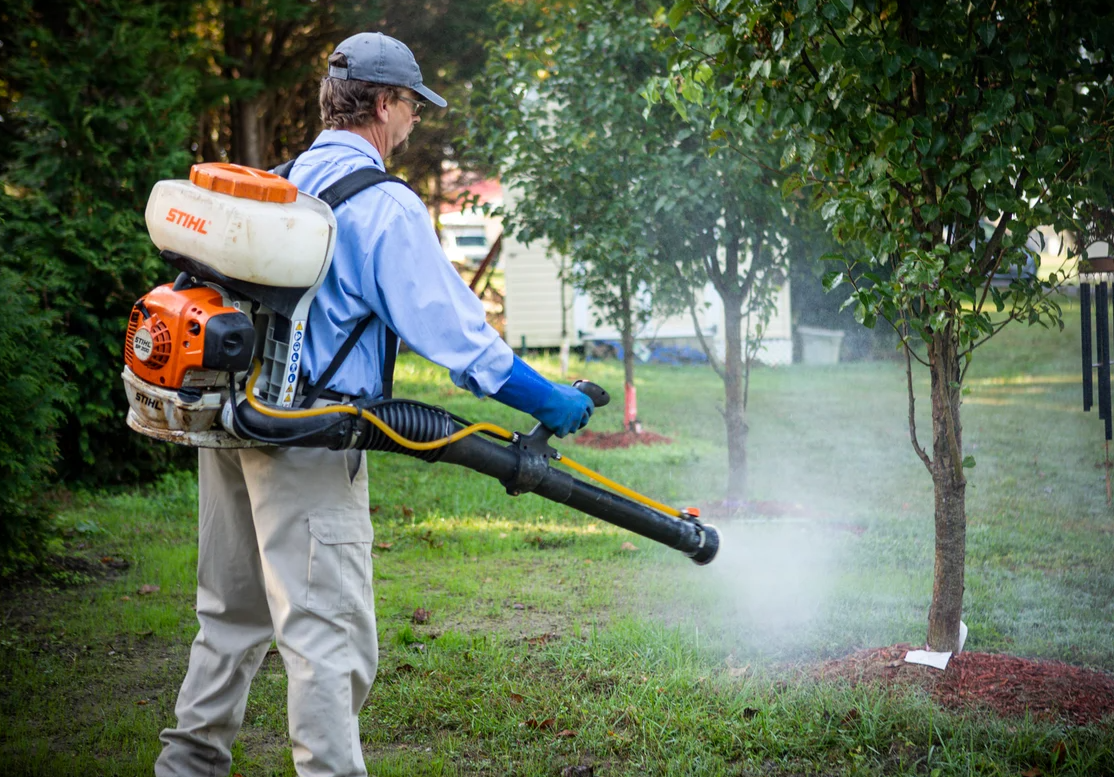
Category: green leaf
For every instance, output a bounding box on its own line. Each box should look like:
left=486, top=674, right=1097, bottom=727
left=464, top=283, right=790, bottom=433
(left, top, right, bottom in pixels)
left=978, top=22, right=996, bottom=46
left=822, top=270, right=844, bottom=291
left=667, top=0, right=692, bottom=29
left=961, top=132, right=980, bottom=156
left=951, top=194, right=972, bottom=218
left=781, top=174, right=805, bottom=197
left=962, top=455, right=976, bottom=469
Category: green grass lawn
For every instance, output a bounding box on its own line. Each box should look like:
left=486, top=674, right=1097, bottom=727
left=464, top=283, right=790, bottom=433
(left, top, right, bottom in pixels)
left=2, top=297, right=1112, bottom=775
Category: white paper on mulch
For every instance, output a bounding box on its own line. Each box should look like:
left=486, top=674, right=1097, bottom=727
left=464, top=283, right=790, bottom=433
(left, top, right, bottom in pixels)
left=904, top=621, right=968, bottom=671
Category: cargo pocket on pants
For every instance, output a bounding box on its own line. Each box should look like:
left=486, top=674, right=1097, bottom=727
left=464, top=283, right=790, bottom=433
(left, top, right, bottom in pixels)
left=306, top=511, right=374, bottom=612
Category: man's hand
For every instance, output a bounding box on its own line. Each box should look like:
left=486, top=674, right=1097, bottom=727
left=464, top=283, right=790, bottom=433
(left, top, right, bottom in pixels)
left=532, top=383, right=594, bottom=437
left=491, top=355, right=595, bottom=436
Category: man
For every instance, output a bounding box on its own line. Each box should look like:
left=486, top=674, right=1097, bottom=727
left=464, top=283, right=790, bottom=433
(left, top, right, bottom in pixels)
left=155, top=32, right=593, bottom=777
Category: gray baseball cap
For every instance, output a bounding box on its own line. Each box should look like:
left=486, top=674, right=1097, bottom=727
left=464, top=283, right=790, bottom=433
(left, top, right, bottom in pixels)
left=328, top=32, right=447, bottom=108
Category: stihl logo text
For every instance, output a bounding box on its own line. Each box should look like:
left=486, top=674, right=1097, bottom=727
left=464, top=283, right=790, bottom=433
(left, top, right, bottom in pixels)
left=134, top=391, right=161, bottom=410
left=166, top=208, right=209, bottom=235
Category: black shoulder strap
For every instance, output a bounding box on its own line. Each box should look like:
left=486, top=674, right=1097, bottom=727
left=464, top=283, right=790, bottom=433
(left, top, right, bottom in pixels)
left=272, top=158, right=296, bottom=179
left=275, top=157, right=410, bottom=406
left=317, top=167, right=408, bottom=208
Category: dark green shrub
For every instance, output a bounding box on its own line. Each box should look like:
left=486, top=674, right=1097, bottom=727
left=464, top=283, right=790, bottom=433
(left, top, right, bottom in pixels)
left=0, top=0, right=200, bottom=484
left=0, top=264, right=76, bottom=575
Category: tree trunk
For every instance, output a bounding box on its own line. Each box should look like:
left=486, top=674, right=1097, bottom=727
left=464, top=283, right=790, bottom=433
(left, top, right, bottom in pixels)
left=926, top=329, right=967, bottom=652
left=723, top=299, right=747, bottom=501
left=230, top=95, right=264, bottom=168
left=559, top=260, right=569, bottom=379
left=619, top=275, right=638, bottom=432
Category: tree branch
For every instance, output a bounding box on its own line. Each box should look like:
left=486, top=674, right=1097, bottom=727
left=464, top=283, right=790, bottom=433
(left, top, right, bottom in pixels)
left=903, top=314, right=933, bottom=472
left=688, top=296, right=726, bottom=380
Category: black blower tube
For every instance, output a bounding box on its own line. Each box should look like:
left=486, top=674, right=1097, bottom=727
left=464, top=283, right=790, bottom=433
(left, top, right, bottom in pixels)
left=230, top=399, right=719, bottom=565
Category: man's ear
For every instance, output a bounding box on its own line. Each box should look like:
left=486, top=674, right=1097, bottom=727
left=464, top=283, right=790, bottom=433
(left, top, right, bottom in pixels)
left=375, top=93, right=392, bottom=123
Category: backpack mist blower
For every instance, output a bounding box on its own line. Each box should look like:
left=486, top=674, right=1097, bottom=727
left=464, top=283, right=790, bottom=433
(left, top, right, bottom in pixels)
left=121, top=163, right=718, bottom=565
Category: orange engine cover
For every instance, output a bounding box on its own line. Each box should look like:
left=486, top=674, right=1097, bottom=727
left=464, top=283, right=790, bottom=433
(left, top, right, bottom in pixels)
left=124, top=283, right=255, bottom=389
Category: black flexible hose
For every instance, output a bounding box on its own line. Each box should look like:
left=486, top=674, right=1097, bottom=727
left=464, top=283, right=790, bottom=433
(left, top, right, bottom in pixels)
left=226, top=391, right=719, bottom=563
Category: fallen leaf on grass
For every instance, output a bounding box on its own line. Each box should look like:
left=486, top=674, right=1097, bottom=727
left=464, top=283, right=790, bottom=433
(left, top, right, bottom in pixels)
left=411, top=608, right=431, bottom=624
left=526, top=632, right=558, bottom=646
left=885, top=660, right=904, bottom=668
left=100, top=556, right=129, bottom=569
left=369, top=505, right=381, bottom=514
left=728, top=665, right=750, bottom=678
left=1021, top=769, right=1042, bottom=777
left=396, top=663, right=415, bottom=673
left=512, top=603, right=526, bottom=610
left=119, top=596, right=131, bottom=602
left=841, top=709, right=860, bottom=726
left=138, top=585, right=160, bottom=595
left=619, top=542, right=639, bottom=551
left=560, top=767, right=593, bottom=777
left=556, top=729, right=576, bottom=738
left=1052, top=740, right=1068, bottom=762
left=509, top=692, right=524, bottom=704
left=520, top=717, right=556, bottom=730
left=400, top=505, right=415, bottom=518
left=375, top=542, right=393, bottom=550
left=136, top=699, right=148, bottom=706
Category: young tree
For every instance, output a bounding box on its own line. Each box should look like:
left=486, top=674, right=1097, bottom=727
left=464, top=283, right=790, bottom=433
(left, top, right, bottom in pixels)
left=648, top=128, right=795, bottom=499
left=661, top=0, right=1114, bottom=649
left=472, top=0, right=800, bottom=499
left=468, top=0, right=669, bottom=431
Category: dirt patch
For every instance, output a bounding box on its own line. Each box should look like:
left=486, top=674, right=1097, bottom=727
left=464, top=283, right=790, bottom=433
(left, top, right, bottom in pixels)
left=813, top=644, right=1114, bottom=726
left=573, top=429, right=672, bottom=449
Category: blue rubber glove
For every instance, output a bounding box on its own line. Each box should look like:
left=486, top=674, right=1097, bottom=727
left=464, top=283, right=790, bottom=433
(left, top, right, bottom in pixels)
left=491, top=355, right=594, bottom=437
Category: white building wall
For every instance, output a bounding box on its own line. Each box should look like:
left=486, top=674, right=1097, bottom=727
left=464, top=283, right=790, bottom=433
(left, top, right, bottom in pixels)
left=500, top=183, right=575, bottom=348
left=502, top=236, right=574, bottom=349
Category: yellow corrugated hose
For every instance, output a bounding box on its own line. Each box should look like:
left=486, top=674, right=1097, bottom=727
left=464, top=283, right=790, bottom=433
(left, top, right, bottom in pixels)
left=240, top=361, right=682, bottom=517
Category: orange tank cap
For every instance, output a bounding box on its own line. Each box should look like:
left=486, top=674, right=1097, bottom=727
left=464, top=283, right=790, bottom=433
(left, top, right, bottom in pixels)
left=683, top=507, right=701, bottom=518
left=189, top=163, right=298, bottom=204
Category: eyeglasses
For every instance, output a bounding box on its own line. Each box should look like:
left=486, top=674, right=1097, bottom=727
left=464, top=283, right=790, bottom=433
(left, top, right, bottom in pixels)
left=397, top=94, right=424, bottom=116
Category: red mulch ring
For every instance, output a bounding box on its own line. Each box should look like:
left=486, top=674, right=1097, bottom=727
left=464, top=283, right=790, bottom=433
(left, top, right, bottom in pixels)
left=573, top=429, right=672, bottom=449
left=813, top=644, right=1114, bottom=726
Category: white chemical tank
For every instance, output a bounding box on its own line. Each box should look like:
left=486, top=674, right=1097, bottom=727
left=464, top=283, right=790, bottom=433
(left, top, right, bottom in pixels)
left=145, top=163, right=336, bottom=288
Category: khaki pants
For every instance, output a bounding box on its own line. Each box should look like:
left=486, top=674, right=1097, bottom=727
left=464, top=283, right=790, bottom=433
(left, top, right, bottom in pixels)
left=156, top=446, right=376, bottom=777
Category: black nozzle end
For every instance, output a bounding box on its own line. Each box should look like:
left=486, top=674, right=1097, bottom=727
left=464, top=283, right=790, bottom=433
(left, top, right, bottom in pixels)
left=687, top=523, right=720, bottom=565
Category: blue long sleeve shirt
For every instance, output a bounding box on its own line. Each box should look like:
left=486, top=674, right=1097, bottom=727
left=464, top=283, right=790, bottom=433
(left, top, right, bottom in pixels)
left=285, top=130, right=514, bottom=400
